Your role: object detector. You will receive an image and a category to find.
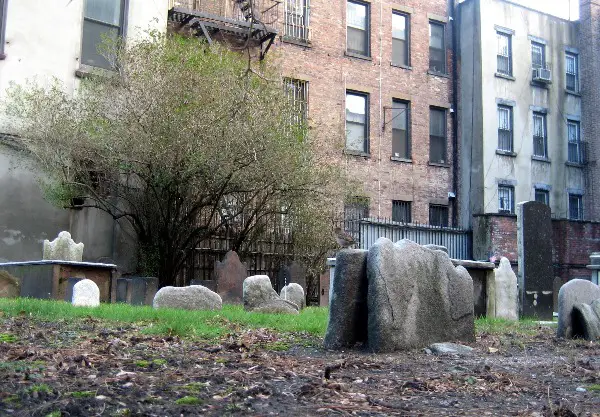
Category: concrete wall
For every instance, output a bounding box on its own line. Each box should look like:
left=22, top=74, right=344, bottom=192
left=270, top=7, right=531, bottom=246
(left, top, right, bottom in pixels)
left=0, top=0, right=168, bottom=267
left=459, top=0, right=583, bottom=226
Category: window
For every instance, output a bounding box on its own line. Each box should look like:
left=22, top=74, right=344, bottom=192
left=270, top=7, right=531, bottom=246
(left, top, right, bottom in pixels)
left=497, top=105, right=513, bottom=152
left=347, top=1, right=369, bottom=56
left=429, top=204, right=448, bottom=227
left=429, top=22, right=446, bottom=73
left=566, top=53, right=579, bottom=92
left=392, top=200, right=411, bottom=223
left=82, top=0, right=127, bottom=69
left=568, top=194, right=583, bottom=220
left=429, top=107, right=447, bottom=163
left=391, top=100, right=410, bottom=159
left=531, top=42, right=545, bottom=68
left=567, top=120, right=582, bottom=164
left=0, top=0, right=7, bottom=58
left=345, top=91, right=369, bottom=153
left=498, top=185, right=514, bottom=214
left=532, top=112, right=547, bottom=158
left=344, top=197, right=369, bottom=220
left=392, top=12, right=409, bottom=66
left=497, top=32, right=512, bottom=76
left=284, top=0, right=310, bottom=41
left=284, top=78, right=309, bottom=125
left=535, top=189, right=549, bottom=205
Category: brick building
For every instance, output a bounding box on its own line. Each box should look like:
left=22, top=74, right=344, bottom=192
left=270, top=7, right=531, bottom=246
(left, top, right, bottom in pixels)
left=170, top=0, right=458, bottom=226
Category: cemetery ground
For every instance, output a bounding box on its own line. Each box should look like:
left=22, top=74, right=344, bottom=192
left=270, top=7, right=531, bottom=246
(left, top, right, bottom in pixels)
left=0, top=300, right=598, bottom=417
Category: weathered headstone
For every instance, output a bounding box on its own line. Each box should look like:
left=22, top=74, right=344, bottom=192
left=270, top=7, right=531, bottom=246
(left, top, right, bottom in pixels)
left=153, top=285, right=222, bottom=311
left=277, top=262, right=307, bottom=293
left=64, top=277, right=84, bottom=302
left=243, top=275, right=298, bottom=314
left=323, top=249, right=368, bottom=349
left=557, top=279, right=600, bottom=338
left=280, top=283, right=305, bottom=309
left=214, top=251, right=246, bottom=304
left=72, top=279, right=100, bottom=307
left=493, top=257, right=518, bottom=320
left=517, top=201, right=554, bottom=319
left=43, top=231, right=84, bottom=262
left=572, top=299, right=600, bottom=341
left=367, top=239, right=474, bottom=352
left=0, top=270, right=20, bottom=298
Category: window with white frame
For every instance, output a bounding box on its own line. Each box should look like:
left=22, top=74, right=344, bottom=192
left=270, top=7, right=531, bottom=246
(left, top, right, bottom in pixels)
left=347, top=0, right=369, bottom=56
left=534, top=188, right=549, bottom=205
left=497, top=105, right=513, bottom=152
left=498, top=185, right=514, bottom=214
left=569, top=194, right=583, bottom=220
left=567, top=120, right=582, bottom=164
left=284, top=78, right=309, bottom=125
left=531, top=42, right=545, bottom=68
left=497, top=32, right=512, bottom=76
left=345, top=91, right=369, bottom=153
left=392, top=12, right=409, bottom=67
left=566, top=52, right=579, bottom=92
left=533, top=112, right=547, bottom=158
left=82, top=0, right=127, bottom=69
left=284, top=0, right=310, bottom=41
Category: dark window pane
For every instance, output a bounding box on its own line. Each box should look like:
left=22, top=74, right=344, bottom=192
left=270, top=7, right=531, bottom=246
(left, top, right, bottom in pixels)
left=392, top=200, right=411, bottom=223
left=429, top=108, right=446, bottom=163
left=498, top=186, right=514, bottom=214
left=85, top=0, right=122, bottom=25
left=392, top=101, right=409, bottom=158
left=569, top=194, right=583, bottom=220
left=535, top=189, right=549, bottom=205
left=497, top=106, right=513, bottom=152
left=429, top=205, right=448, bottom=227
left=429, top=22, right=445, bottom=72
left=392, top=39, right=407, bottom=66
left=347, top=27, right=367, bottom=55
left=532, top=113, right=547, bottom=157
left=81, top=19, right=118, bottom=69
left=531, top=42, right=544, bottom=67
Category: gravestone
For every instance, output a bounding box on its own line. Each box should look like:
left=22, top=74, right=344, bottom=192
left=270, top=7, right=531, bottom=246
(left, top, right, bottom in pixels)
left=280, top=283, right=305, bottom=309
left=72, top=279, right=100, bottom=307
left=493, top=257, right=518, bottom=320
left=517, top=201, right=554, bottom=319
left=277, top=262, right=306, bottom=293
left=64, top=277, right=84, bottom=302
left=0, top=270, right=20, bottom=298
left=43, top=231, right=84, bottom=262
left=153, top=285, right=222, bottom=311
left=243, top=275, right=299, bottom=314
left=214, top=251, right=247, bottom=304
left=116, top=277, right=159, bottom=305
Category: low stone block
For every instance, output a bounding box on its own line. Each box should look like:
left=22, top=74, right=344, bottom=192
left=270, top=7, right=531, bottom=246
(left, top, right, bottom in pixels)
left=72, top=279, right=100, bottom=307
left=243, top=275, right=298, bottom=314
left=153, top=285, right=222, bottom=311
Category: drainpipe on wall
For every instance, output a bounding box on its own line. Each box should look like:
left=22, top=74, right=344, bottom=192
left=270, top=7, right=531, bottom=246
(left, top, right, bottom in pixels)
left=451, top=0, right=459, bottom=228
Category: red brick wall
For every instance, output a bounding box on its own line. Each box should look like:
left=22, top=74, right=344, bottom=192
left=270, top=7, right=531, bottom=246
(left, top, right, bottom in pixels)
left=473, top=214, right=517, bottom=263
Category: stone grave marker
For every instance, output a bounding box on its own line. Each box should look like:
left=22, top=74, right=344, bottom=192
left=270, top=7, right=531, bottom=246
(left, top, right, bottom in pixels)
left=517, top=201, right=554, bottom=319
left=72, top=279, right=100, bottom=307
left=215, top=251, right=247, bottom=304
left=43, top=231, right=84, bottom=262
left=64, top=277, right=84, bottom=302
left=276, top=262, right=306, bottom=293
left=117, top=277, right=159, bottom=305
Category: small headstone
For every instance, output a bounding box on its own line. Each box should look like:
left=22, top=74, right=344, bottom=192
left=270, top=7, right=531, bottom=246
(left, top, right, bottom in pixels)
left=428, top=342, right=474, bottom=355
left=277, top=262, right=307, bottom=293
left=280, top=283, right=305, bottom=309
left=557, top=279, right=600, bottom=338
left=243, top=275, right=298, bottom=314
left=215, top=251, right=247, bottom=304
left=0, top=270, right=20, bottom=298
left=572, top=299, right=600, bottom=341
left=43, top=231, right=84, bottom=262
left=493, top=257, right=518, bottom=320
left=517, top=201, right=554, bottom=319
left=129, top=278, right=148, bottom=306
left=117, top=278, right=130, bottom=303
left=64, top=277, right=84, bottom=302
left=323, top=249, right=368, bottom=349
left=72, top=279, right=100, bottom=307
left=153, top=285, right=222, bottom=311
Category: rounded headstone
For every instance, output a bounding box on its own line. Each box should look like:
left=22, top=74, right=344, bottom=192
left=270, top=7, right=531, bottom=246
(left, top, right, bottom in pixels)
left=557, top=279, right=600, bottom=338
left=243, top=275, right=298, bottom=314
left=153, top=285, right=222, bottom=311
left=72, top=279, right=100, bottom=307
left=280, top=283, right=305, bottom=310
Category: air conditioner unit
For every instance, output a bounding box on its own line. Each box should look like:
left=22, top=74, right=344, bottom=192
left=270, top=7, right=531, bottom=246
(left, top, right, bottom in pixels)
left=532, top=67, right=552, bottom=83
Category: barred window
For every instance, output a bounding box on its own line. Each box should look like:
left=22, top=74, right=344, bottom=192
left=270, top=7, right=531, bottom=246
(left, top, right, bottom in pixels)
left=392, top=200, right=411, bottom=223
left=284, top=78, right=309, bottom=125
left=497, top=105, right=513, bottom=152
left=567, top=120, right=582, bottom=164
left=533, top=112, right=547, bottom=158
left=566, top=53, right=579, bottom=92
left=347, top=0, right=369, bottom=56
left=344, top=197, right=369, bottom=221
left=392, top=100, right=410, bottom=159
left=429, top=22, right=446, bottom=73
left=429, top=204, right=448, bottom=227
left=568, top=194, right=583, bottom=220
left=497, top=32, right=512, bottom=76
left=498, top=185, right=514, bottom=214
left=531, top=42, right=545, bottom=68
left=392, top=12, right=409, bottom=67
left=284, top=0, right=310, bottom=41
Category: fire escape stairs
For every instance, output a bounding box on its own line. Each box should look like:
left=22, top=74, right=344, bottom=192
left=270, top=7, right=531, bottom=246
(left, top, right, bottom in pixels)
left=168, top=1, right=278, bottom=60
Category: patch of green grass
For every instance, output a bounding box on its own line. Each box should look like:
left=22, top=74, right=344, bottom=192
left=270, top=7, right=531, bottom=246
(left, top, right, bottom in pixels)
left=68, top=391, right=94, bottom=398
left=0, top=298, right=329, bottom=339
left=152, top=359, right=167, bottom=366
left=265, top=341, right=290, bottom=351
left=4, top=394, right=20, bottom=403
left=0, top=360, right=45, bottom=372
left=135, top=360, right=150, bottom=367
left=175, top=396, right=203, bottom=405
left=26, top=383, right=52, bottom=394
left=182, top=382, right=209, bottom=393
left=45, top=411, right=61, bottom=417
left=586, top=384, right=600, bottom=392
left=0, top=333, right=17, bottom=343
left=475, top=317, right=541, bottom=335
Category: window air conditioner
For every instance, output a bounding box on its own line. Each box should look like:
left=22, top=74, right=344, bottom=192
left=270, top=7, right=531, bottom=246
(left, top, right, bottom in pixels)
left=532, top=67, right=552, bottom=83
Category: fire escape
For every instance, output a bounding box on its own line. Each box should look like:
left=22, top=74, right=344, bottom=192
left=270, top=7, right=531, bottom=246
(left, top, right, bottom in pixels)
left=168, top=0, right=279, bottom=60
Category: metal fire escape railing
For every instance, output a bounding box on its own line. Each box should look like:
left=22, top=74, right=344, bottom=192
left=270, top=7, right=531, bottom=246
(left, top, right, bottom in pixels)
left=168, top=0, right=279, bottom=60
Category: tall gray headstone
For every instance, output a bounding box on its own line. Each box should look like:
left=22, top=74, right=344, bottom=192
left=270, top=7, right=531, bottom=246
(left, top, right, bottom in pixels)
left=517, top=201, right=554, bottom=319
left=214, top=251, right=247, bottom=304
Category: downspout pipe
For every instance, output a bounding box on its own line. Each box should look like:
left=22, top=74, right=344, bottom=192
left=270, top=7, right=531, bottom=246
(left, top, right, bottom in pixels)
left=451, top=0, right=459, bottom=228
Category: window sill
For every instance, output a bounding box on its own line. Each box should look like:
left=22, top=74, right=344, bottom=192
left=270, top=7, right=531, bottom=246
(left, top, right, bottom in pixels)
left=344, top=149, right=371, bottom=158
left=495, top=72, right=515, bottom=81
left=75, top=64, right=116, bottom=79
left=530, top=81, right=550, bottom=89
left=427, top=70, right=450, bottom=78
left=281, top=36, right=311, bottom=48
left=391, top=156, right=412, bottom=163
left=391, top=62, right=412, bottom=70
left=345, top=51, right=372, bottom=61
left=429, top=161, right=451, bottom=168
left=496, top=149, right=517, bottom=157
left=565, top=89, right=581, bottom=97
left=565, top=161, right=585, bottom=168
left=532, top=156, right=551, bottom=163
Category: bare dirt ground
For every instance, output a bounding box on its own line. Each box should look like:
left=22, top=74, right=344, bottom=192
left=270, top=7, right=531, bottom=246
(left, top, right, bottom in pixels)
left=0, top=316, right=599, bottom=416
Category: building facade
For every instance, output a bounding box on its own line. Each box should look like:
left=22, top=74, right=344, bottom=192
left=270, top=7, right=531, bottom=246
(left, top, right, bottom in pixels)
left=0, top=0, right=168, bottom=266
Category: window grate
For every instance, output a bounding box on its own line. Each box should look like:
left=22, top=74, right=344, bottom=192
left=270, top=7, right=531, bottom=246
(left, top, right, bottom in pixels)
left=392, top=200, right=411, bottom=223
left=429, top=204, right=448, bottom=227
left=533, top=112, right=547, bottom=158
left=497, top=105, right=513, bottom=152
left=284, top=0, right=310, bottom=41
left=496, top=32, right=512, bottom=75
left=498, top=185, right=514, bottom=214
left=567, top=120, right=582, bottom=164
left=284, top=78, right=309, bottom=126
left=566, top=53, right=579, bottom=92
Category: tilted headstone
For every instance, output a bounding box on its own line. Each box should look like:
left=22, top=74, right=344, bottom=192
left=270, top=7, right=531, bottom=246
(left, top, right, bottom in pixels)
left=43, top=231, right=84, bottom=262
left=557, top=279, right=600, bottom=338
left=0, top=270, right=20, bottom=298
left=153, top=285, right=222, bottom=311
left=214, top=251, right=247, bottom=304
left=243, top=275, right=298, bottom=314
left=493, top=257, right=518, bottom=320
left=367, top=239, right=474, bottom=352
left=280, top=283, right=305, bottom=310
left=517, top=201, right=554, bottom=319
left=72, top=279, right=100, bottom=307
